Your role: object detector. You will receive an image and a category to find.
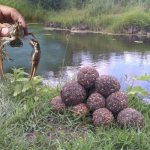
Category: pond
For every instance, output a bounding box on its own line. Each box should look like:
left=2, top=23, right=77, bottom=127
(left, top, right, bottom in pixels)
left=5, top=24, right=150, bottom=94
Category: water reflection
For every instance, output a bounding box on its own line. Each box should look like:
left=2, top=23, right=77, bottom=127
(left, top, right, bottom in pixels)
left=4, top=24, right=150, bottom=92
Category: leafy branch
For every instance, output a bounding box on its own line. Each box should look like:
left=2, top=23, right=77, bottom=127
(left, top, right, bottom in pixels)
left=127, top=74, right=150, bottom=97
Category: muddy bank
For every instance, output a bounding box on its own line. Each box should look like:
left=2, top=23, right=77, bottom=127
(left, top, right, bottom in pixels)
left=45, top=22, right=150, bottom=37
left=120, top=24, right=150, bottom=37
left=45, top=22, right=90, bottom=31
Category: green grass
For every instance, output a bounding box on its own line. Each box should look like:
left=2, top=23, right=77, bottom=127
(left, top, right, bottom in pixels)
left=47, top=9, right=88, bottom=27
left=0, top=0, right=150, bottom=33
left=110, top=7, right=150, bottom=32
left=47, top=6, right=150, bottom=33
left=0, top=72, right=150, bottom=150
left=45, top=1, right=150, bottom=33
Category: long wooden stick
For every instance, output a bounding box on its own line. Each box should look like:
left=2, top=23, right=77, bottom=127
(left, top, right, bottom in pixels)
left=0, top=46, right=4, bottom=79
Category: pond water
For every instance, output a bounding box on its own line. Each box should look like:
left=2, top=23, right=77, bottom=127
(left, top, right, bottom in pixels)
left=5, top=24, right=150, bottom=93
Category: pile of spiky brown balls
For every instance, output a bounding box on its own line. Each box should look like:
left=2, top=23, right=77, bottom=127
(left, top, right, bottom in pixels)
left=50, top=66, right=144, bottom=128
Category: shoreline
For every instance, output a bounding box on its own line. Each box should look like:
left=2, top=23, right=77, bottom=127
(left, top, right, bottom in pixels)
left=44, top=27, right=150, bottom=38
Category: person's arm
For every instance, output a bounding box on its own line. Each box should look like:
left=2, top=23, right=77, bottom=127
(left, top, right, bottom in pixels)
left=0, top=5, right=28, bottom=36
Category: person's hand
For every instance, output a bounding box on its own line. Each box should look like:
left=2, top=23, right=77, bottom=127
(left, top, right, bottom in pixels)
left=0, top=5, right=28, bottom=37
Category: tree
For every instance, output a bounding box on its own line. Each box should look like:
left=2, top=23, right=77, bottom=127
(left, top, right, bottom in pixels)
left=28, top=0, right=90, bottom=10
left=76, top=0, right=89, bottom=8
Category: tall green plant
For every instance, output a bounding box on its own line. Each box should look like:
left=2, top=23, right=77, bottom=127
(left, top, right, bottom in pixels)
left=10, top=68, right=43, bottom=97
left=127, top=74, right=150, bottom=97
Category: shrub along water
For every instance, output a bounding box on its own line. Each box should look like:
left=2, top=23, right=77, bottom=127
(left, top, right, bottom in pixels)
left=0, top=0, right=150, bottom=33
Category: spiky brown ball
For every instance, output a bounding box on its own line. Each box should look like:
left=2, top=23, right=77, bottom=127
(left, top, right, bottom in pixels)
left=117, top=108, right=144, bottom=128
left=92, top=108, right=114, bottom=126
left=61, top=81, right=86, bottom=106
left=95, top=75, right=120, bottom=97
left=77, top=66, right=99, bottom=89
left=87, top=93, right=105, bottom=112
left=50, top=96, right=65, bottom=111
left=106, top=91, right=128, bottom=115
left=70, top=103, right=89, bottom=116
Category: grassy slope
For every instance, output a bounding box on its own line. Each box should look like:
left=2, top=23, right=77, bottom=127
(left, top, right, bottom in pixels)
left=47, top=6, right=150, bottom=33
left=0, top=74, right=150, bottom=150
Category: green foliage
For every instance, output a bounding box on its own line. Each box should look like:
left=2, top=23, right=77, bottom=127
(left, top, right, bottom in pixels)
left=46, top=1, right=150, bottom=33
left=75, top=0, right=89, bottom=8
left=110, top=8, right=150, bottom=32
left=0, top=0, right=150, bottom=33
left=128, top=86, right=149, bottom=96
left=10, top=68, right=43, bottom=97
left=0, top=69, right=150, bottom=149
left=29, top=0, right=53, bottom=10
left=2, top=68, right=42, bottom=97
left=88, top=0, right=116, bottom=15
left=28, top=0, right=90, bottom=10
left=127, top=74, right=150, bottom=97
left=133, top=74, right=150, bottom=81
left=27, top=0, right=150, bottom=10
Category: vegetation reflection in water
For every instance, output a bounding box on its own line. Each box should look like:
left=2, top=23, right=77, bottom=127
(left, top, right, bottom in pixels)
left=4, top=24, right=150, bottom=91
